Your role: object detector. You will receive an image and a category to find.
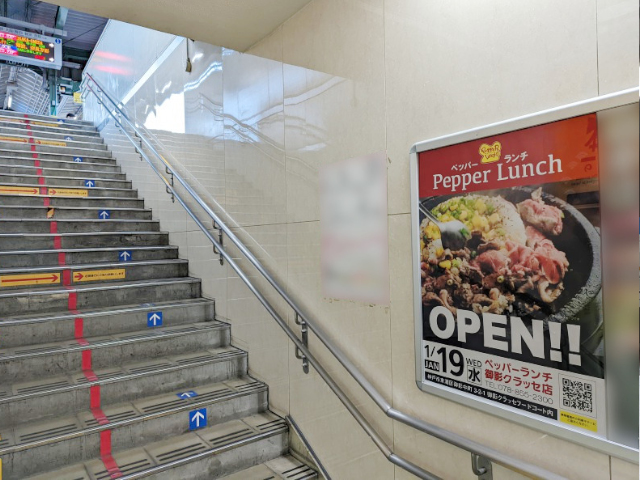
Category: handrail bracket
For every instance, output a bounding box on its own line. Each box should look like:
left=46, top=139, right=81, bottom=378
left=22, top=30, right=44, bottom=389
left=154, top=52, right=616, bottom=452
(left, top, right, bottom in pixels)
left=212, top=221, right=224, bottom=265
left=294, top=313, right=310, bottom=374
left=471, top=454, right=493, bottom=480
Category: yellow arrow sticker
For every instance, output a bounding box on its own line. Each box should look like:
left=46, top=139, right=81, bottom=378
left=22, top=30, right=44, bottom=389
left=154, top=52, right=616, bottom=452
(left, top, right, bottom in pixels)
left=0, top=135, right=27, bottom=143
left=73, top=269, right=126, bottom=283
left=32, top=121, right=62, bottom=128
left=34, top=139, right=67, bottom=147
left=0, top=272, right=61, bottom=288
left=48, top=188, right=88, bottom=197
left=0, top=185, right=40, bottom=196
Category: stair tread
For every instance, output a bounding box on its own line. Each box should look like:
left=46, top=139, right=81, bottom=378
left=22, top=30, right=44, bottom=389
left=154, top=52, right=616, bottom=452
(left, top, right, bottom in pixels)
left=0, top=205, right=147, bottom=212
left=0, top=375, right=265, bottom=453
left=0, top=172, right=128, bottom=182
left=23, top=411, right=287, bottom=480
left=0, top=155, right=117, bottom=165
left=221, top=455, right=318, bottom=480
left=0, top=162, right=121, bottom=173
left=0, top=345, right=246, bottom=404
left=0, top=245, right=173, bottom=255
left=0, top=230, right=164, bottom=238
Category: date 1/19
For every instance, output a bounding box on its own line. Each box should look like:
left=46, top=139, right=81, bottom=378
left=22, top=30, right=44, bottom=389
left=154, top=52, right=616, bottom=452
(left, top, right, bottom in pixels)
left=425, top=345, right=464, bottom=377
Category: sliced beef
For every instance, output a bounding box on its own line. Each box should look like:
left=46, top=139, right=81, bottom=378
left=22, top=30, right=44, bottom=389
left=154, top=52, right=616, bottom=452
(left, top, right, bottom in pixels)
left=472, top=250, right=509, bottom=274
left=517, top=189, right=564, bottom=236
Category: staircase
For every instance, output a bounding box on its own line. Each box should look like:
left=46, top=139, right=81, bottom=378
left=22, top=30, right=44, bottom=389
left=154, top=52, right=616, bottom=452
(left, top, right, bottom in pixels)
left=0, top=110, right=317, bottom=480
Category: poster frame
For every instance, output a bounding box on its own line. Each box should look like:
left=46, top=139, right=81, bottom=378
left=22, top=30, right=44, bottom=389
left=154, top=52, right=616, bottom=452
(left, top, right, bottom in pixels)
left=410, top=87, right=639, bottom=462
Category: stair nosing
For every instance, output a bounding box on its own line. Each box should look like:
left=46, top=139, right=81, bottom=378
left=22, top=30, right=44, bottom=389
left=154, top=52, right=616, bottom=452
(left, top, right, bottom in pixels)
left=0, top=245, right=174, bottom=255
left=0, top=182, right=134, bottom=192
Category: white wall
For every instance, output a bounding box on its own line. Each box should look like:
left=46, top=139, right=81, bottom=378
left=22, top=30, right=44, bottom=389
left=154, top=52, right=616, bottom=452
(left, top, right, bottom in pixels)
left=84, top=1, right=639, bottom=477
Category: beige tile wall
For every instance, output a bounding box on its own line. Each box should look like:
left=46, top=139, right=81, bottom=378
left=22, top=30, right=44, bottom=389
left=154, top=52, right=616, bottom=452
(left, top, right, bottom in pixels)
left=90, top=0, right=638, bottom=477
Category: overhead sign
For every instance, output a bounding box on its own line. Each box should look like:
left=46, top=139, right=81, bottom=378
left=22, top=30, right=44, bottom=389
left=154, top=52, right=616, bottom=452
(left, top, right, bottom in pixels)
left=0, top=27, right=62, bottom=70
left=411, top=107, right=618, bottom=449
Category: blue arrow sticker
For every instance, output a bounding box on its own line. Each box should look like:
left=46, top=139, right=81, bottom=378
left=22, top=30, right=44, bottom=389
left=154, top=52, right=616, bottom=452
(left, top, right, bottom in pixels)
left=177, top=391, right=198, bottom=399
left=189, top=408, right=207, bottom=430
left=57, top=119, right=65, bottom=124
left=64, top=136, right=73, bottom=141
left=84, top=180, right=95, bottom=188
left=73, top=156, right=83, bottom=163
left=147, top=311, right=163, bottom=327
left=119, top=250, right=132, bottom=262
left=98, top=210, right=110, bottom=220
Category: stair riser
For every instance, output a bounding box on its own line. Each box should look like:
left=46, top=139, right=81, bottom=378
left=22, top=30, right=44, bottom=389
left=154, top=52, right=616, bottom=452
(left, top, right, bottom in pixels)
left=0, top=328, right=230, bottom=383
left=0, top=391, right=267, bottom=480
left=0, top=127, right=105, bottom=144
left=0, top=355, right=246, bottom=426
left=0, top=207, right=151, bottom=220
left=0, top=247, right=175, bottom=268
left=0, top=175, right=131, bottom=188
left=0, top=262, right=187, bottom=292
left=0, top=122, right=101, bottom=138
left=0, top=220, right=158, bottom=234
left=0, top=142, right=109, bottom=156
left=0, top=280, right=201, bottom=316
left=0, top=152, right=117, bottom=165
left=0, top=232, right=167, bottom=250
left=0, top=196, right=143, bottom=208
left=0, top=301, right=214, bottom=348
left=154, top=434, right=288, bottom=480
left=0, top=165, right=125, bottom=179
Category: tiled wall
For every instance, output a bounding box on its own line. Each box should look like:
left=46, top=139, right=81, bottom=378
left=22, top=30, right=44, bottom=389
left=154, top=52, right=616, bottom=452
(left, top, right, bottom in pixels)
left=84, top=1, right=639, bottom=478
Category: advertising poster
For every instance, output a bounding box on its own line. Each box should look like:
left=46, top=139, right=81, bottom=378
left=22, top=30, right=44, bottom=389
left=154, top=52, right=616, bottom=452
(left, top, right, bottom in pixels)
left=415, top=114, right=607, bottom=437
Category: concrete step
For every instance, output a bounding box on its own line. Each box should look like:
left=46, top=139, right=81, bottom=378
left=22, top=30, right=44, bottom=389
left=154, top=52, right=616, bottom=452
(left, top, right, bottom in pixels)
left=0, top=377, right=267, bottom=480
left=0, top=119, right=102, bottom=138
left=0, top=125, right=104, bottom=144
left=23, top=411, right=288, bottom=480
left=0, top=244, right=173, bottom=268
left=0, top=139, right=109, bottom=157
left=0, top=321, right=229, bottom=383
left=0, top=182, right=137, bottom=198
left=0, top=276, right=201, bottom=316
left=221, top=455, right=318, bottom=480
left=0, top=163, right=125, bottom=179
left=0, top=259, right=189, bottom=291
left=0, top=173, right=131, bottom=189
left=0, top=205, right=152, bottom=220
left=0, top=194, right=143, bottom=208
left=0, top=112, right=95, bottom=129
left=0, top=151, right=117, bottom=165
left=0, top=298, right=214, bottom=348
left=0, top=231, right=167, bottom=250
left=0, top=345, right=247, bottom=427
left=0, top=218, right=158, bottom=233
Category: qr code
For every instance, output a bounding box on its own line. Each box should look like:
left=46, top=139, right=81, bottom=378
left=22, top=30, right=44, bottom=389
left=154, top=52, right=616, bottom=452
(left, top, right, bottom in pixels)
left=562, top=377, right=593, bottom=413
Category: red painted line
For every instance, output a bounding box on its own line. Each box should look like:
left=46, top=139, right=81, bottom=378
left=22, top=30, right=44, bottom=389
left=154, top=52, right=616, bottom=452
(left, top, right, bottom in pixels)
left=93, top=408, right=110, bottom=426
left=101, top=453, right=123, bottom=479
left=36, top=168, right=43, bottom=176
left=62, top=269, right=72, bottom=286
left=43, top=197, right=50, bottom=207
left=50, top=221, right=58, bottom=234
left=90, top=384, right=101, bottom=408
left=74, top=317, right=84, bottom=339
left=53, top=235, right=62, bottom=249
left=34, top=159, right=40, bottom=167
left=38, top=176, right=45, bottom=185
left=82, top=349, right=92, bottom=370
left=39, top=187, right=47, bottom=195
left=58, top=252, right=66, bottom=266
left=67, top=289, right=78, bottom=310
left=32, top=152, right=39, bottom=159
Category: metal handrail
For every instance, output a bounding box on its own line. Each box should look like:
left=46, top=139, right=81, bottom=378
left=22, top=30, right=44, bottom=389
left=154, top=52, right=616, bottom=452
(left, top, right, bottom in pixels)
left=83, top=72, right=566, bottom=480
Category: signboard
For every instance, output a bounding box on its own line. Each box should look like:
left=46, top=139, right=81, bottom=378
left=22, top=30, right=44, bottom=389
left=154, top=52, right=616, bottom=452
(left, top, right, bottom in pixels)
left=0, top=27, right=62, bottom=70
left=410, top=90, right=639, bottom=458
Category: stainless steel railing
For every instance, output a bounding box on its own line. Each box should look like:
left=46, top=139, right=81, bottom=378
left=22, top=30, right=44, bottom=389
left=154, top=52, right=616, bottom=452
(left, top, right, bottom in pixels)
left=83, top=72, right=566, bottom=480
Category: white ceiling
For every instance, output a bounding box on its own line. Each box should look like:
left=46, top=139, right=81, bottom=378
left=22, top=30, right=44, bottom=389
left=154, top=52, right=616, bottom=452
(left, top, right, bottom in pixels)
left=42, top=0, right=312, bottom=52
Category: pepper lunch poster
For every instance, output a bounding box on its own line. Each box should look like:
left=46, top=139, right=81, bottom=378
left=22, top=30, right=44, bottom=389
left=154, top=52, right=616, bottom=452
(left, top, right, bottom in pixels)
left=417, top=114, right=607, bottom=437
